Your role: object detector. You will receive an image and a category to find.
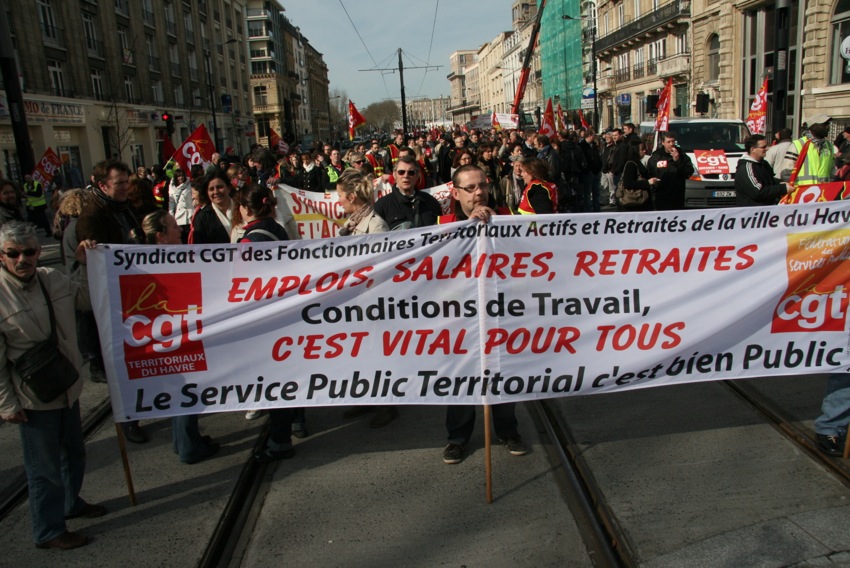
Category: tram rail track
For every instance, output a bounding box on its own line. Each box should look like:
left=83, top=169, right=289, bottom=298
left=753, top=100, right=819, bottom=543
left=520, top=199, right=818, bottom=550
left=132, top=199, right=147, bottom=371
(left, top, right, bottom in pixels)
left=532, top=399, right=635, bottom=567
left=722, top=379, right=850, bottom=487
left=0, top=396, right=113, bottom=523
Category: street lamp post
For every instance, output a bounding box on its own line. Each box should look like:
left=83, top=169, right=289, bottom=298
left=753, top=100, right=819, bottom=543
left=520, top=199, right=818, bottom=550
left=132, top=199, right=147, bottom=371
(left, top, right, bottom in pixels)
left=204, top=38, right=237, bottom=152
left=563, top=15, right=599, bottom=132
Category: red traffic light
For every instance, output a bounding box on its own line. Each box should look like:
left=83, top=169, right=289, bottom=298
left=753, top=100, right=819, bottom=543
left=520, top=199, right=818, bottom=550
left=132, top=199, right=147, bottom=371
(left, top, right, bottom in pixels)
left=161, top=112, right=171, bottom=121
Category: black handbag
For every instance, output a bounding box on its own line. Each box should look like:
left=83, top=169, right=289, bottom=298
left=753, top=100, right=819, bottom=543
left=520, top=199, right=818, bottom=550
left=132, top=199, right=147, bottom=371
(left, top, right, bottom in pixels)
left=615, top=161, right=651, bottom=208
left=14, top=277, right=79, bottom=403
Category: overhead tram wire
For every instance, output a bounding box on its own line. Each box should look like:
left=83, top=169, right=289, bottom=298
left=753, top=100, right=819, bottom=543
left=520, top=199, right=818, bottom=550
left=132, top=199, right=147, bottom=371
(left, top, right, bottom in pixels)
left=337, top=0, right=391, bottom=99
left=415, top=0, right=441, bottom=96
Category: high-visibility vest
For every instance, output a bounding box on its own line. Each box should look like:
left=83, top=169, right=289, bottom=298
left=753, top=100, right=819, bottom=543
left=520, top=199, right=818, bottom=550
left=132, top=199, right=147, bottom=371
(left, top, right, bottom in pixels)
left=517, top=180, right=558, bottom=215
left=24, top=181, right=46, bottom=208
left=325, top=162, right=347, bottom=185
left=387, top=144, right=401, bottom=166
left=791, top=137, right=834, bottom=185
left=366, top=153, right=384, bottom=176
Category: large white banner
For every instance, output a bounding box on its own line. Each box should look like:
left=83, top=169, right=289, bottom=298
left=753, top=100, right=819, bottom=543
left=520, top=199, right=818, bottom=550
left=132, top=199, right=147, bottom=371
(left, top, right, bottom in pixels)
left=89, top=203, right=850, bottom=421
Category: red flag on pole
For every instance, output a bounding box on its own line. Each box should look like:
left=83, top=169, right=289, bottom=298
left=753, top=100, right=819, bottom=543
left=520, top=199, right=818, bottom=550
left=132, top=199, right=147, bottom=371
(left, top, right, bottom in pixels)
left=268, top=127, right=288, bottom=155
left=555, top=102, right=567, bottom=132
left=172, top=124, right=216, bottom=174
left=654, top=78, right=674, bottom=132
left=491, top=111, right=501, bottom=131
left=348, top=100, right=366, bottom=140
left=745, top=77, right=769, bottom=135
left=31, top=147, right=62, bottom=187
left=538, top=98, right=557, bottom=137
left=578, top=110, right=590, bottom=130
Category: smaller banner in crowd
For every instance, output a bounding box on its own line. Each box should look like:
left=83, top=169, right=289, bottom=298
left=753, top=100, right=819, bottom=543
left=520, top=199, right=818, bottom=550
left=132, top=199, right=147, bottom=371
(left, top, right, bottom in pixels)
left=172, top=124, right=216, bottom=173
left=746, top=78, right=769, bottom=135
left=275, top=182, right=454, bottom=240
left=694, top=150, right=731, bottom=176
left=31, top=147, right=62, bottom=186
left=783, top=182, right=850, bottom=204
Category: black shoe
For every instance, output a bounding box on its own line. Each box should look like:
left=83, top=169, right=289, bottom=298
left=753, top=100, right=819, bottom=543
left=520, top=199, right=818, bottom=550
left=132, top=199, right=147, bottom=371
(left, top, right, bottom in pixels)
left=123, top=423, right=149, bottom=444
left=183, top=442, right=220, bottom=464
left=817, top=434, right=845, bottom=457
left=442, top=443, right=465, bottom=464
left=253, top=447, right=295, bottom=462
left=65, top=502, right=108, bottom=520
left=369, top=406, right=399, bottom=429
left=89, top=365, right=107, bottom=384
left=504, top=435, right=528, bottom=456
left=36, top=531, right=90, bottom=550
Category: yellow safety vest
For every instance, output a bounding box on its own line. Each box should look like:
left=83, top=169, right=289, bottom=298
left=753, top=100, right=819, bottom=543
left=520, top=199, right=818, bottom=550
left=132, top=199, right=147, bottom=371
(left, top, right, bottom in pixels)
left=791, top=137, right=833, bottom=185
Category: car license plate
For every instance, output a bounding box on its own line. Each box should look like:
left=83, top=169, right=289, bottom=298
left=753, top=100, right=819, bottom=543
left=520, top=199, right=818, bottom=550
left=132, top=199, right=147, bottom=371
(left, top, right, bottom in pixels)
left=712, top=191, right=735, bottom=197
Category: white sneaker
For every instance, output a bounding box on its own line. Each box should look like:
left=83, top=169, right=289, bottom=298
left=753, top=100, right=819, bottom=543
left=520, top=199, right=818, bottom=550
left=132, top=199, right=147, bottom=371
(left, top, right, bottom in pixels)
left=245, top=410, right=264, bottom=420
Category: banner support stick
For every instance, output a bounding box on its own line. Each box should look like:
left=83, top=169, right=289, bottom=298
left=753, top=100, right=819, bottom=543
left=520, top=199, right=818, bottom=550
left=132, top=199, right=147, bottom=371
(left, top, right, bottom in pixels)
left=115, top=424, right=137, bottom=506
left=484, top=404, right=493, bottom=504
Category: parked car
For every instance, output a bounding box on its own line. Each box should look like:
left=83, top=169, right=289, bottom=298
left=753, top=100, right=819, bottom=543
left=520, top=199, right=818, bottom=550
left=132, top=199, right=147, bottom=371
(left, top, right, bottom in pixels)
left=640, top=118, right=751, bottom=208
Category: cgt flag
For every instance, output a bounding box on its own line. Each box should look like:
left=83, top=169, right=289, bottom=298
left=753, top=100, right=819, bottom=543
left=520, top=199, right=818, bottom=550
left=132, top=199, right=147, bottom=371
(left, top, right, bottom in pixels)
left=538, top=98, right=557, bottom=138
left=578, top=110, right=589, bottom=130
left=172, top=124, right=216, bottom=174
left=746, top=77, right=769, bottom=135
left=269, top=127, right=287, bottom=155
left=31, top=147, right=62, bottom=187
left=348, top=100, right=366, bottom=140
left=654, top=78, right=673, bottom=132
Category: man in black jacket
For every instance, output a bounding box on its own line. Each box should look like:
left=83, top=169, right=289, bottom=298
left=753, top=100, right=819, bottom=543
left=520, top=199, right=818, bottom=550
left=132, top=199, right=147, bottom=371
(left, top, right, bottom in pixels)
left=735, top=134, right=792, bottom=206
left=646, top=132, right=695, bottom=210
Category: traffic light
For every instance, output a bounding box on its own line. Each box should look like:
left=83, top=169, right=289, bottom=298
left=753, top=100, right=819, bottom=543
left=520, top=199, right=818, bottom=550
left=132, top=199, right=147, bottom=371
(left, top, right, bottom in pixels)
left=162, top=112, right=175, bottom=135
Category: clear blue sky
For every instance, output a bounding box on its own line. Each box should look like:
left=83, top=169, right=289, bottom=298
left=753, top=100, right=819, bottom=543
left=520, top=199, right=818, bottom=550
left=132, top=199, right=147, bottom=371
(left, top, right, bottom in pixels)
left=282, top=0, right=515, bottom=107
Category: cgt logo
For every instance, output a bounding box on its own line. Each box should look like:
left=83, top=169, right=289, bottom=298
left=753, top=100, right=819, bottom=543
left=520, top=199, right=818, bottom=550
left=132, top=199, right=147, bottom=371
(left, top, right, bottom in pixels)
left=694, top=149, right=730, bottom=175
left=772, top=231, right=850, bottom=333
left=120, top=273, right=207, bottom=379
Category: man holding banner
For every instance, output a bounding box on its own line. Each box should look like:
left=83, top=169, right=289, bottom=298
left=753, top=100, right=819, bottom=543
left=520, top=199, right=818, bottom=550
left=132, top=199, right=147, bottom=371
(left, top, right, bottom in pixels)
left=734, top=135, right=793, bottom=207
left=439, top=165, right=527, bottom=465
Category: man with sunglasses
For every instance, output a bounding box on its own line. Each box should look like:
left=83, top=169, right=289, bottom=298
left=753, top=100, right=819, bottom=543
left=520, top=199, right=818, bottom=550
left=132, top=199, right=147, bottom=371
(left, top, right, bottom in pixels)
left=437, top=165, right=527, bottom=464
left=0, top=221, right=105, bottom=550
left=373, top=156, right=441, bottom=232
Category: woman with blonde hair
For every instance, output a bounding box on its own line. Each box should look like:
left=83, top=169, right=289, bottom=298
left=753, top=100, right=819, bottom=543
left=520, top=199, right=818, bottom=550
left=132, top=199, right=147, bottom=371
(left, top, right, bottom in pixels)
left=336, top=169, right=388, bottom=236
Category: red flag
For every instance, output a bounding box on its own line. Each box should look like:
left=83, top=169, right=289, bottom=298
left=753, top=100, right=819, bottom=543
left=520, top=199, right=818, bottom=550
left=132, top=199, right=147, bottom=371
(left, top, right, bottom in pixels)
left=172, top=124, right=216, bottom=174
left=538, top=98, right=557, bottom=138
left=161, top=134, right=177, bottom=165
left=745, top=77, right=769, bottom=135
left=578, top=110, right=590, bottom=130
left=348, top=100, right=366, bottom=140
left=31, top=147, right=62, bottom=187
left=555, top=103, right=566, bottom=132
left=491, top=111, right=501, bottom=131
left=269, top=127, right=288, bottom=155
left=654, top=78, right=674, bottom=132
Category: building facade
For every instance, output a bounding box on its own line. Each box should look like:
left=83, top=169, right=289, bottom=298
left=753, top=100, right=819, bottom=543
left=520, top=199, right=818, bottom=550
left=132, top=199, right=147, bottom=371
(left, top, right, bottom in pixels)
left=2, top=0, right=255, bottom=181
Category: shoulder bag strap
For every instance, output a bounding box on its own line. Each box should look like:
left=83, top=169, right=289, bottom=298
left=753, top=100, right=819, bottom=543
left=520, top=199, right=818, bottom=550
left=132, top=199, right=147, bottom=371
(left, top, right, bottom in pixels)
left=36, top=275, right=58, bottom=345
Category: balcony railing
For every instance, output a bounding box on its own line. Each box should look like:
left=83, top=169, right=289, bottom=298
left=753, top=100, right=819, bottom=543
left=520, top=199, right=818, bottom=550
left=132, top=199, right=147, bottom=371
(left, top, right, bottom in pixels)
left=633, top=62, right=645, bottom=79
left=41, top=24, right=65, bottom=48
left=596, top=0, right=690, bottom=53
left=86, top=38, right=104, bottom=58
left=246, top=8, right=272, bottom=18
left=52, top=87, right=75, bottom=98
left=597, top=75, right=615, bottom=93
left=615, top=67, right=631, bottom=82
left=647, top=58, right=658, bottom=75
left=657, top=52, right=690, bottom=77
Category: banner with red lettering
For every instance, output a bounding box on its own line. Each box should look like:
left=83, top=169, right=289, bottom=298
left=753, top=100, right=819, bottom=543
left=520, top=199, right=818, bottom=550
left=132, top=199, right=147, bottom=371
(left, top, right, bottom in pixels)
left=654, top=79, right=673, bottom=132
left=172, top=124, right=216, bottom=174
left=746, top=78, right=769, bottom=135
left=89, top=202, right=850, bottom=421
left=31, top=147, right=62, bottom=187
left=274, top=182, right=454, bottom=239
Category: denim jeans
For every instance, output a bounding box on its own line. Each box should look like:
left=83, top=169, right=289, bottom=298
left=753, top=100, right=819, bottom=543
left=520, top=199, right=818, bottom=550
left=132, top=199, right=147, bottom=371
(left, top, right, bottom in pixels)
left=19, top=400, right=86, bottom=544
left=814, top=373, right=850, bottom=436
left=446, top=404, right=518, bottom=445
left=172, top=414, right=206, bottom=463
